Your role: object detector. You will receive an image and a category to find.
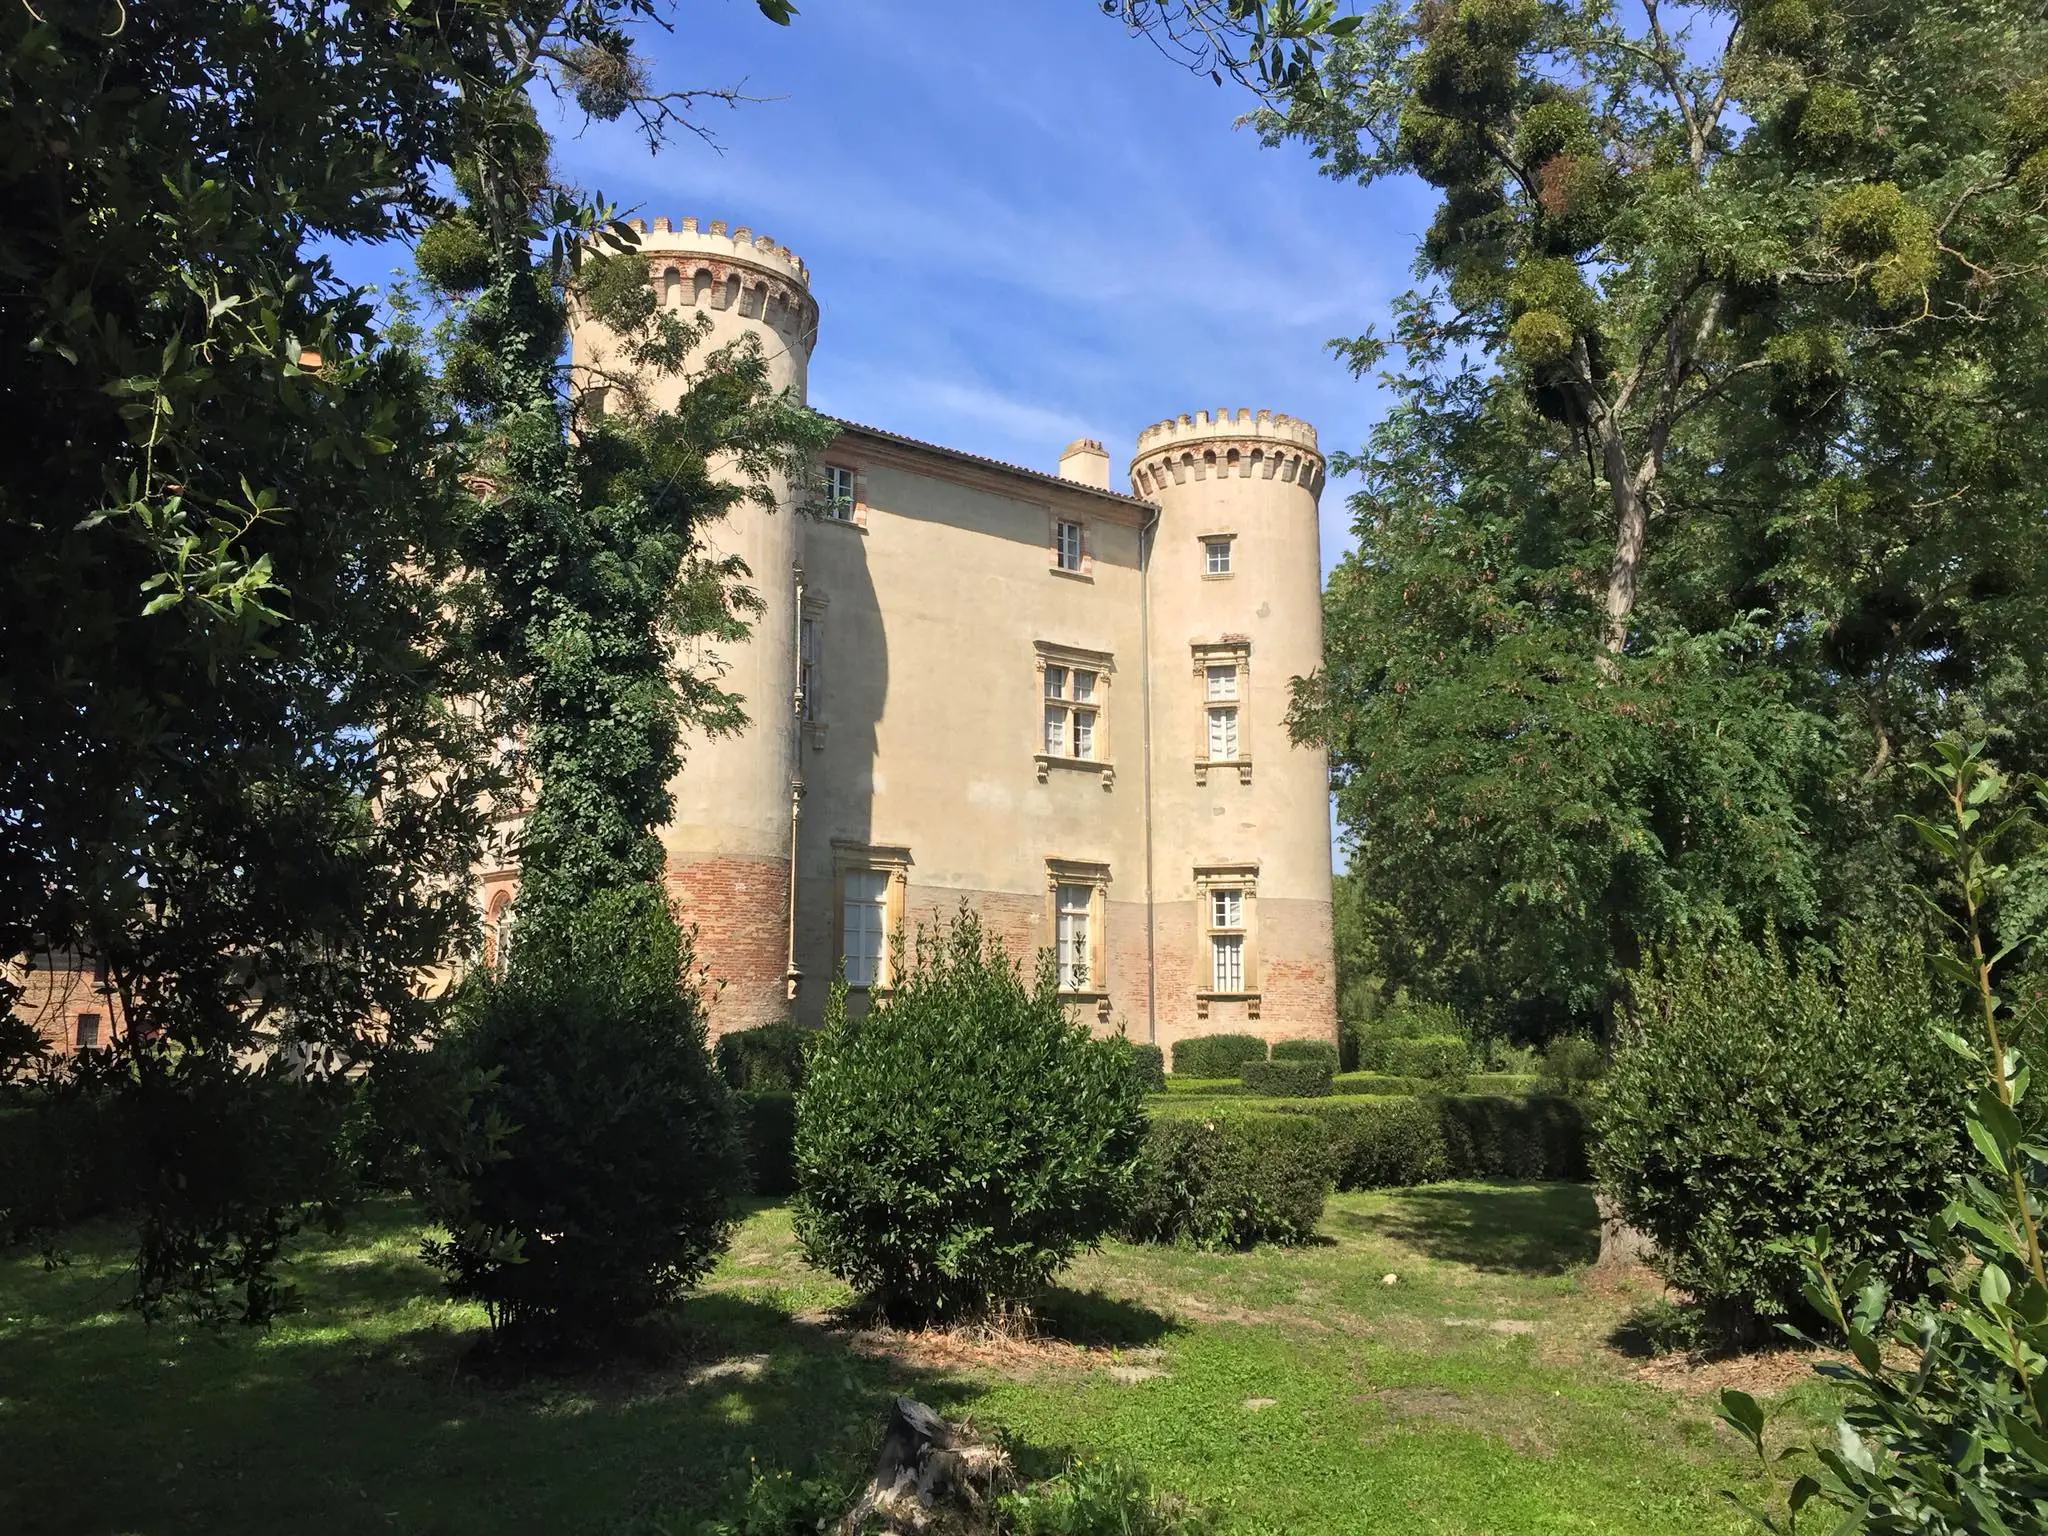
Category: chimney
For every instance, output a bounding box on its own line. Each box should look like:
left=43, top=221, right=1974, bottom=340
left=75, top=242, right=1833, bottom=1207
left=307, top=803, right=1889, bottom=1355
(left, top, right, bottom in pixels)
left=1057, top=438, right=1111, bottom=490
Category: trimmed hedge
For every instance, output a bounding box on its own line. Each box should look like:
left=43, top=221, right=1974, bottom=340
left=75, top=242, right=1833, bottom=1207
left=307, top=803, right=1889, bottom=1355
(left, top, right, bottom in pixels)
left=1384, top=1034, right=1470, bottom=1086
left=1438, top=1095, right=1590, bottom=1180
left=714, top=1020, right=810, bottom=1093
left=1124, top=1111, right=1330, bottom=1249
left=1303, top=1097, right=1449, bottom=1189
left=1128, top=1044, right=1167, bottom=1094
left=1239, top=1059, right=1333, bottom=1097
left=1270, top=1038, right=1340, bottom=1068
left=738, top=1092, right=798, bottom=1197
left=1162, top=1076, right=1243, bottom=1095
left=1331, top=1071, right=1432, bottom=1097
left=1170, top=1033, right=1268, bottom=1077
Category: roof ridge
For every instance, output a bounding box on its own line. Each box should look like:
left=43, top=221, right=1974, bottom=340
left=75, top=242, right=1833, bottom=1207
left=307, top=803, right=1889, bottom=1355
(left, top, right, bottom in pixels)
left=834, top=419, right=1153, bottom=508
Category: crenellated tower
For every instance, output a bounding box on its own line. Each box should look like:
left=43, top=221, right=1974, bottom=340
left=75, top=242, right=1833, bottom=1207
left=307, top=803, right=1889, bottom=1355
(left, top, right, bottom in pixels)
left=1132, top=409, right=1337, bottom=1048
left=568, top=217, right=820, bottom=1030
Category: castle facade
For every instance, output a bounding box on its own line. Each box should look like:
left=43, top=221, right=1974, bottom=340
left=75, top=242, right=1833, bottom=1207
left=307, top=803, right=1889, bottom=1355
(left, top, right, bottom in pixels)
left=484, top=215, right=1339, bottom=1051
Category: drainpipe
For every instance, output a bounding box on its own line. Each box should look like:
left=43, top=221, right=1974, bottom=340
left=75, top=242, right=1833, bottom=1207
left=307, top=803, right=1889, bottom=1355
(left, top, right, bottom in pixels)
left=1139, top=501, right=1160, bottom=1045
left=785, top=562, right=806, bottom=1005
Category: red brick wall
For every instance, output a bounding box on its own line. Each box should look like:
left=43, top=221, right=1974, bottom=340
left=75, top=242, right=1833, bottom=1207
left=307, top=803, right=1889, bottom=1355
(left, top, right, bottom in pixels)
left=7, top=955, right=128, bottom=1059
left=667, top=856, right=792, bottom=1037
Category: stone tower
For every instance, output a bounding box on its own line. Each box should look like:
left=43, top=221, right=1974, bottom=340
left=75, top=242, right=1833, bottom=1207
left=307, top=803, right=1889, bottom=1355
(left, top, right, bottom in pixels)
left=1130, top=411, right=1338, bottom=1046
left=569, top=217, right=820, bottom=1029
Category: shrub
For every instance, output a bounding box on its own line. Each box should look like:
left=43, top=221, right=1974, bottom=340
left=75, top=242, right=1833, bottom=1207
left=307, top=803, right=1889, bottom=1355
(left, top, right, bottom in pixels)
left=1123, top=1111, right=1329, bottom=1249
left=1270, top=1038, right=1339, bottom=1068
left=1305, top=1098, right=1449, bottom=1189
left=1467, top=1072, right=1541, bottom=1097
left=1354, top=998, right=1465, bottom=1070
left=1538, top=1035, right=1603, bottom=1098
left=1438, top=1094, right=1590, bottom=1180
left=1238, top=1059, right=1334, bottom=1097
left=793, top=909, right=1148, bottom=1325
left=1597, top=934, right=1967, bottom=1329
left=1162, top=1076, right=1242, bottom=1095
left=418, top=887, right=745, bottom=1342
left=1169, top=1033, right=1268, bottom=1077
left=1332, top=1071, right=1433, bottom=1097
left=737, top=1092, right=797, bottom=1197
left=1384, top=1034, right=1470, bottom=1087
left=714, top=1020, right=810, bottom=1093
left=1127, top=1043, right=1166, bottom=1093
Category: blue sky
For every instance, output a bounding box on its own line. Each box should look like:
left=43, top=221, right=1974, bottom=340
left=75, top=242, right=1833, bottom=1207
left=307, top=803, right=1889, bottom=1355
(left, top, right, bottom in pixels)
left=544, top=0, right=1432, bottom=578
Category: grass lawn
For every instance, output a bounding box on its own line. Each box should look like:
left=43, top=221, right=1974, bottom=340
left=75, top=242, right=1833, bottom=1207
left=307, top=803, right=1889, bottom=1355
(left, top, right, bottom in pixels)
left=0, top=1184, right=1827, bottom=1534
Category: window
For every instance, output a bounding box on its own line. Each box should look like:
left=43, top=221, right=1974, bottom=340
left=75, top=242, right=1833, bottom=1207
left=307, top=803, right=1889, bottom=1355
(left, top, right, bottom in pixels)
left=822, top=465, right=857, bottom=521
left=1055, top=519, right=1084, bottom=573
left=833, top=844, right=910, bottom=989
left=485, top=890, right=515, bottom=971
left=75, top=1012, right=100, bottom=1050
left=1193, top=642, right=1251, bottom=784
left=800, top=616, right=820, bottom=722
left=1194, top=863, right=1261, bottom=1016
left=1209, top=889, right=1245, bottom=992
left=841, top=869, right=888, bottom=987
left=1043, top=664, right=1098, bottom=761
left=1204, top=538, right=1233, bottom=575
left=1055, top=883, right=1092, bottom=991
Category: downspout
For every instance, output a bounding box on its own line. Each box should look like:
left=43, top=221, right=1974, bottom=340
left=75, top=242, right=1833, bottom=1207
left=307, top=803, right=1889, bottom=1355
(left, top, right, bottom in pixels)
left=1139, top=501, right=1160, bottom=1045
left=785, top=561, right=806, bottom=1005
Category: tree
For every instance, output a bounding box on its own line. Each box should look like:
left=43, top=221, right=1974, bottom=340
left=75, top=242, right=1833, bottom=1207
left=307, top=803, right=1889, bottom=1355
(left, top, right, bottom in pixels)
left=0, top=0, right=801, bottom=1321
left=1124, top=0, right=2048, bottom=1031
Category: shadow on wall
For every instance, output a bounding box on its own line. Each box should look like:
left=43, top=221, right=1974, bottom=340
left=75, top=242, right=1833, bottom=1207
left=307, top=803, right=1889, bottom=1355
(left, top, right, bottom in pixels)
left=793, top=505, right=885, bottom=1026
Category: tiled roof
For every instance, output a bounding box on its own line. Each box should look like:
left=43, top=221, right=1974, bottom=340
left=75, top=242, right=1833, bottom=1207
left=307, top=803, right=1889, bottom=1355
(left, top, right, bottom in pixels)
left=833, top=419, right=1154, bottom=508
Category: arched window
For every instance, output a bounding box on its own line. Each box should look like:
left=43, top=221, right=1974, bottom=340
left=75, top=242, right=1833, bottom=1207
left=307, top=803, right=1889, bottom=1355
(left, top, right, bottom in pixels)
left=485, top=890, right=516, bottom=972
left=662, top=266, right=682, bottom=306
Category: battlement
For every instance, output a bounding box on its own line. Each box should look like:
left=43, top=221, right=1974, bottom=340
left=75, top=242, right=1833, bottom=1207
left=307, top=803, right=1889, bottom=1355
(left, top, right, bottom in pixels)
left=1134, top=408, right=1319, bottom=456
left=624, top=216, right=811, bottom=287
left=1129, top=409, right=1324, bottom=499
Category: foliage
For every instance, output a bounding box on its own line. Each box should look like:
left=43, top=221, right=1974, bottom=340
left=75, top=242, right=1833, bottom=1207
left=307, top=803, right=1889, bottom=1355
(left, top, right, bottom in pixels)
left=999, top=1454, right=1214, bottom=1536
left=737, top=1092, right=798, bottom=1199
left=1538, top=1036, right=1603, bottom=1099
left=716, top=1022, right=811, bottom=1094
left=1270, top=1038, right=1341, bottom=1067
left=691, top=1462, right=850, bottom=1535
left=1598, top=931, right=1968, bottom=1331
left=792, top=910, right=1149, bottom=1325
left=418, top=887, right=744, bottom=1343
left=1306, top=1097, right=1450, bottom=1189
left=1436, top=1094, right=1590, bottom=1181
left=1126, top=0, right=2048, bottom=1036
left=1239, top=1058, right=1335, bottom=1096
left=1383, top=1035, right=1471, bottom=1088
left=1123, top=1111, right=1331, bottom=1248
left=1723, top=737, right=2048, bottom=1533
left=1354, top=998, right=1465, bottom=1070
left=1169, top=1033, right=1269, bottom=1077
left=0, top=0, right=806, bottom=1322
left=1128, top=1043, right=1168, bottom=1094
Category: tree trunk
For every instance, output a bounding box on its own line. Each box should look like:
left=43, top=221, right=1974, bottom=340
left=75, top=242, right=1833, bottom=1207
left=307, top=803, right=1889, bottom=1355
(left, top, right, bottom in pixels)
left=1602, top=442, right=1647, bottom=657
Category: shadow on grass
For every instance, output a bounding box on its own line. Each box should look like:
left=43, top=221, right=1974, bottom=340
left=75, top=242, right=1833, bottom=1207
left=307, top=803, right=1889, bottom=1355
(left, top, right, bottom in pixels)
left=0, top=1200, right=1067, bottom=1536
left=1356, top=1181, right=1600, bottom=1275
left=1030, top=1285, right=1184, bottom=1348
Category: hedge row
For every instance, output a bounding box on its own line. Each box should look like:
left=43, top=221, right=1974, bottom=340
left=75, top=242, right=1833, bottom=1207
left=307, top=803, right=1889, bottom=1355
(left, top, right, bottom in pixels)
left=1162, top=1071, right=1539, bottom=1099
left=1270, top=1039, right=1340, bottom=1068
left=1239, top=1059, right=1333, bottom=1097
left=1169, top=1033, right=1267, bottom=1077
left=1122, top=1111, right=1329, bottom=1249
left=1128, top=1043, right=1167, bottom=1093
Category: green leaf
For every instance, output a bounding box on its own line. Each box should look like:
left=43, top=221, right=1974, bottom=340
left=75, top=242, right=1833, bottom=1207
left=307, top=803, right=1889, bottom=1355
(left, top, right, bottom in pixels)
left=1719, top=1389, right=1767, bottom=1455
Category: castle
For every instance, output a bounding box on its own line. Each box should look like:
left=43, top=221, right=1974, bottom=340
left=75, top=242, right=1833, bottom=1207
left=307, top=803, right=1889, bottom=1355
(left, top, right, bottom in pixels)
left=485, top=214, right=1340, bottom=1051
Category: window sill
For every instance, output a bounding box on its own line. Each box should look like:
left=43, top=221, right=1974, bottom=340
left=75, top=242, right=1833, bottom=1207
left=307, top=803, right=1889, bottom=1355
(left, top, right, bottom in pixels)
left=1036, top=753, right=1115, bottom=789
left=1060, top=989, right=1113, bottom=1022
left=1201, top=571, right=1235, bottom=581
left=1196, top=991, right=1263, bottom=1021
left=1194, top=758, right=1251, bottom=786
left=816, top=511, right=868, bottom=532
left=1048, top=564, right=1094, bottom=582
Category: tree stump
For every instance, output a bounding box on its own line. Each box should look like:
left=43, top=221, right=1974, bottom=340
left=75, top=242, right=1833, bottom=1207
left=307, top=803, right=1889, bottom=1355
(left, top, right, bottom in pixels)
left=839, top=1396, right=1014, bottom=1534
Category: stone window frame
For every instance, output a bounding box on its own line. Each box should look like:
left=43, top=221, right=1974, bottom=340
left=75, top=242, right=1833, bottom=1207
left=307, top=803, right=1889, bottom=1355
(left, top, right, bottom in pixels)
left=1045, top=857, right=1113, bottom=1021
left=74, top=1011, right=100, bottom=1050
left=1047, top=510, right=1095, bottom=580
left=1193, top=861, right=1262, bottom=1020
left=1034, top=641, right=1116, bottom=789
left=817, top=461, right=869, bottom=528
left=484, top=886, right=516, bottom=972
left=831, top=841, right=911, bottom=992
left=1192, top=639, right=1252, bottom=786
left=800, top=589, right=829, bottom=752
left=1200, top=530, right=1237, bottom=579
